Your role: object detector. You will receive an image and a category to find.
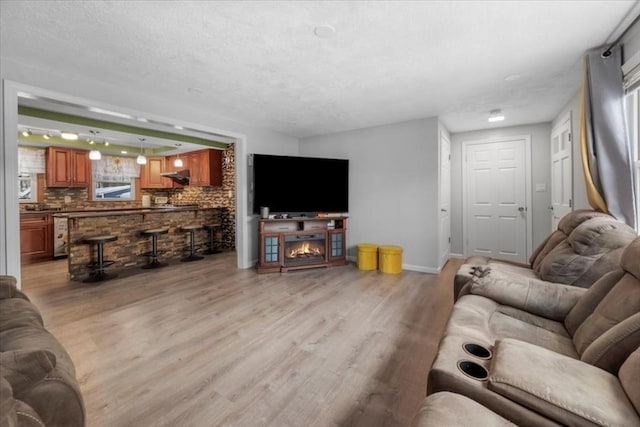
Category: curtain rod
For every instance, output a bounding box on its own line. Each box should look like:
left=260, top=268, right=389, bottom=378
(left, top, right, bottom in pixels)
left=602, top=12, right=640, bottom=58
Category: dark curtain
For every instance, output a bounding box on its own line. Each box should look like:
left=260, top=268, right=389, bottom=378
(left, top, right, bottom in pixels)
left=581, top=45, right=637, bottom=229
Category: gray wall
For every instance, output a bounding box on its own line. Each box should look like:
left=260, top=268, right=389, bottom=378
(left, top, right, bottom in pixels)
left=300, top=117, right=442, bottom=272
left=450, top=123, right=552, bottom=256
left=0, top=58, right=299, bottom=278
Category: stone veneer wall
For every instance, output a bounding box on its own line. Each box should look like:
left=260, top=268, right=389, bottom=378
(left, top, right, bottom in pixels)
left=68, top=208, right=223, bottom=280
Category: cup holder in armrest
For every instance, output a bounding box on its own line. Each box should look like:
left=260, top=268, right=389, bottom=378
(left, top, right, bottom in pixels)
left=462, top=342, right=492, bottom=360
left=457, top=360, right=489, bottom=381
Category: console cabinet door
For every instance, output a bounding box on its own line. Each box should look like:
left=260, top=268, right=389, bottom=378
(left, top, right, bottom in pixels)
left=260, top=233, right=281, bottom=267
left=328, top=230, right=346, bottom=261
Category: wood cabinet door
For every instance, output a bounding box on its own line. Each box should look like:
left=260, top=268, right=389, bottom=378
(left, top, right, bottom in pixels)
left=202, top=149, right=223, bottom=187
left=46, top=147, right=72, bottom=187
left=188, top=152, right=202, bottom=186
left=140, top=157, right=169, bottom=188
left=71, top=149, right=90, bottom=187
left=328, top=230, right=346, bottom=261
left=20, top=214, right=52, bottom=263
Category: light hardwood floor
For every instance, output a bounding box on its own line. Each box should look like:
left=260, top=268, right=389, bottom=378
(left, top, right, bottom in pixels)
left=20, top=253, right=460, bottom=427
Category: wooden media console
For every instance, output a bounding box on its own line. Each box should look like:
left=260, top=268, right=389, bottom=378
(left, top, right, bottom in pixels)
left=257, top=217, right=348, bottom=273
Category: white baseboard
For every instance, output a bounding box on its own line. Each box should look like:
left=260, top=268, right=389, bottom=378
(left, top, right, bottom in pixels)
left=449, top=253, right=465, bottom=259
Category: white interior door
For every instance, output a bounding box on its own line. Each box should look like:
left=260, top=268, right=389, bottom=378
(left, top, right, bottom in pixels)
left=439, top=132, right=451, bottom=269
left=551, top=115, right=573, bottom=229
left=464, top=138, right=529, bottom=263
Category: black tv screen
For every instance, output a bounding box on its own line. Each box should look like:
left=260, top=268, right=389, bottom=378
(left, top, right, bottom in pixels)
left=252, top=154, right=349, bottom=215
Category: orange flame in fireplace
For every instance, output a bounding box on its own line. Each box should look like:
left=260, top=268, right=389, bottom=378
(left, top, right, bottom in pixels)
left=288, top=242, right=322, bottom=258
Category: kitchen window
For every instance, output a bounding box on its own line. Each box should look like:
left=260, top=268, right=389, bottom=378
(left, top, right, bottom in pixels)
left=91, top=155, right=139, bottom=201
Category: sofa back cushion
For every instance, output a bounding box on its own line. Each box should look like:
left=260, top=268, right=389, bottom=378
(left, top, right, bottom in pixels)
left=537, top=217, right=636, bottom=287
left=572, top=238, right=640, bottom=373
left=528, top=209, right=611, bottom=268
left=619, top=348, right=640, bottom=416
left=564, top=269, right=625, bottom=336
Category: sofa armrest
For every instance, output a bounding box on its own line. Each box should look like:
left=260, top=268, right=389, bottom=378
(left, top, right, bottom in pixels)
left=488, top=338, right=640, bottom=427
left=0, top=276, right=30, bottom=301
left=468, top=272, right=586, bottom=321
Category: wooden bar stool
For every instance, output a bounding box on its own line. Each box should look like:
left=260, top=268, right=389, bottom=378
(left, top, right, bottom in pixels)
left=203, top=223, right=222, bottom=254
left=83, top=235, right=118, bottom=282
left=180, top=225, right=204, bottom=262
left=140, top=227, right=169, bottom=269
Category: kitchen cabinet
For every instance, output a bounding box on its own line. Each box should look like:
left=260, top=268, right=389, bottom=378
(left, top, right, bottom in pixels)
left=139, top=157, right=172, bottom=188
left=46, top=147, right=91, bottom=187
left=166, top=149, right=222, bottom=187
left=20, top=213, right=53, bottom=264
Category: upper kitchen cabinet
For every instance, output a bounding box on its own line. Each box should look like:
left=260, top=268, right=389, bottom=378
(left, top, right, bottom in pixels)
left=139, top=156, right=172, bottom=188
left=166, top=149, right=222, bottom=187
left=46, top=147, right=91, bottom=187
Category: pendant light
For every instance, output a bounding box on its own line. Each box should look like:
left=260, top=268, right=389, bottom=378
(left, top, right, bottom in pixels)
left=88, top=130, right=101, bottom=160
left=136, top=137, right=147, bottom=165
left=174, top=143, right=183, bottom=168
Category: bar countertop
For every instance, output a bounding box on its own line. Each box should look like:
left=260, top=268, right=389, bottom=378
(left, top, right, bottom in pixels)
left=53, top=205, right=219, bottom=218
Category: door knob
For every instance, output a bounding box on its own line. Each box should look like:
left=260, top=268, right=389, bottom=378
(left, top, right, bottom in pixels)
left=518, top=206, right=525, bottom=212
left=441, top=208, right=448, bottom=212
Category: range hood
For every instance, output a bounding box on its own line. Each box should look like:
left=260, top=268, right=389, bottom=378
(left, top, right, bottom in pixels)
left=160, top=170, right=190, bottom=185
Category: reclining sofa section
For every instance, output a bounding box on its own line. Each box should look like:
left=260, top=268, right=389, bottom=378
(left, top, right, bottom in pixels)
left=427, top=236, right=640, bottom=426
left=454, top=210, right=637, bottom=299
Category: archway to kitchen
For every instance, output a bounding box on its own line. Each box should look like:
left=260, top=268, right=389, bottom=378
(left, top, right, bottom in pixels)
left=2, top=79, right=250, bottom=287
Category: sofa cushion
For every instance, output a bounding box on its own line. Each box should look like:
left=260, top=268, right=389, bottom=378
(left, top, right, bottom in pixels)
left=489, top=339, right=640, bottom=427
left=564, top=269, right=626, bottom=336
left=412, top=392, right=516, bottom=427
left=0, top=299, right=43, bottom=331
left=620, top=236, right=640, bottom=281
left=572, top=272, right=640, bottom=370
left=530, top=230, right=566, bottom=272
left=468, top=272, right=585, bottom=321
left=619, top=349, right=640, bottom=415
left=448, top=295, right=577, bottom=358
left=0, top=350, right=56, bottom=396
left=1, top=376, right=46, bottom=427
left=538, top=217, right=636, bottom=287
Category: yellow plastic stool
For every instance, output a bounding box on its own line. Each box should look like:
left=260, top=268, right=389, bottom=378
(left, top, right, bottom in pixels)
left=357, top=243, right=378, bottom=270
left=378, top=245, right=403, bottom=274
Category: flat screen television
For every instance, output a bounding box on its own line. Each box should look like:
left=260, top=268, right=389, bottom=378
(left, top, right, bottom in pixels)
left=252, top=154, right=349, bottom=215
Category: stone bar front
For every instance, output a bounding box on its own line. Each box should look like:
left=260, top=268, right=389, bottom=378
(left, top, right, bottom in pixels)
left=63, top=207, right=223, bottom=280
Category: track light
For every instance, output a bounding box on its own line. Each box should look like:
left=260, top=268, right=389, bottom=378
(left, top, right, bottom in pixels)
left=43, top=133, right=51, bottom=140
left=61, top=131, right=79, bottom=140
left=21, top=129, right=32, bottom=137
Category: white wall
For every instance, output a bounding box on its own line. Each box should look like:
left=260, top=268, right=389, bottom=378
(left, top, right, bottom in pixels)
left=0, top=58, right=299, bottom=279
left=552, top=91, right=589, bottom=212
left=300, top=117, right=442, bottom=273
left=450, top=123, right=552, bottom=256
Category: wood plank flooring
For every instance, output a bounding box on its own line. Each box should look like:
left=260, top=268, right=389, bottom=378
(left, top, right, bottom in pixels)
left=20, top=253, right=460, bottom=427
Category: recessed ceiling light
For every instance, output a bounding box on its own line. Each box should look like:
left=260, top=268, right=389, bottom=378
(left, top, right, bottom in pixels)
left=488, top=109, right=505, bottom=123
left=314, top=24, right=335, bottom=38
left=61, top=131, right=78, bottom=140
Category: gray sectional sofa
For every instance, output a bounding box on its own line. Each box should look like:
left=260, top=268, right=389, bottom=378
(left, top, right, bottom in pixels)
left=415, top=211, right=640, bottom=426
left=0, top=276, right=85, bottom=427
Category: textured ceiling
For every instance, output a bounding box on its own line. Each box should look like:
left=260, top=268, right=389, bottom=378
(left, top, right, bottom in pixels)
left=1, top=1, right=637, bottom=138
